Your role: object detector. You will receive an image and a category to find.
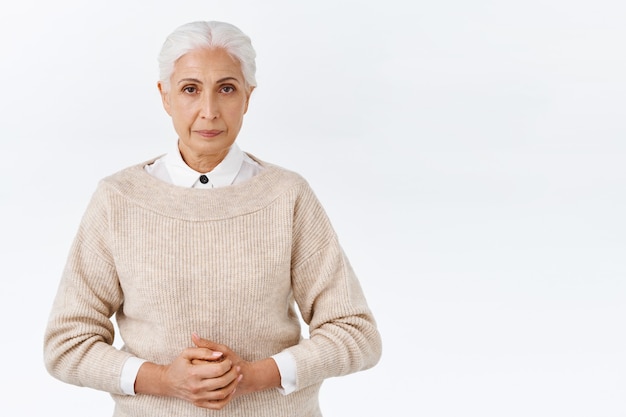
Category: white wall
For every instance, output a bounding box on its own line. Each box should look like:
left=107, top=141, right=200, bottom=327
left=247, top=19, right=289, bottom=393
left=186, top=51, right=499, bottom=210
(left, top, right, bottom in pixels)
left=1, top=1, right=625, bottom=416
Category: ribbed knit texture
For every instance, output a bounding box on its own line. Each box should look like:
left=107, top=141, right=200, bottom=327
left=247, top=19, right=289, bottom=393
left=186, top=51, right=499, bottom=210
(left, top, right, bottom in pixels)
left=44, top=156, right=382, bottom=417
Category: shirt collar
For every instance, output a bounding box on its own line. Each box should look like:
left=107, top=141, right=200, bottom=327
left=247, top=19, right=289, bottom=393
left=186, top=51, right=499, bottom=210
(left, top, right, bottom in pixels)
left=163, top=142, right=245, bottom=188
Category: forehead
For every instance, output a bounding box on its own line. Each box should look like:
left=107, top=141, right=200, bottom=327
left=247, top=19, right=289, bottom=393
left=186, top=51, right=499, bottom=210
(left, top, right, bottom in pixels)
left=172, top=48, right=244, bottom=80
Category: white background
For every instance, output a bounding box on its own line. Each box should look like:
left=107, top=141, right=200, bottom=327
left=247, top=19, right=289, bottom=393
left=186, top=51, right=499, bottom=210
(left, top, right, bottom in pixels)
left=1, top=1, right=625, bottom=416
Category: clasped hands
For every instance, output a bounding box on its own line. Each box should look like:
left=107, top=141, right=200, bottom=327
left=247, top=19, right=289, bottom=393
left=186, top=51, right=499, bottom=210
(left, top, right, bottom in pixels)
left=136, top=332, right=281, bottom=410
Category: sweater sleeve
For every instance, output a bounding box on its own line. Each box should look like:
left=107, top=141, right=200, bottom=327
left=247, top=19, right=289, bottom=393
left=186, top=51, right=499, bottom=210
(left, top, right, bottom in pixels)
left=43, top=184, right=132, bottom=394
left=284, top=184, right=382, bottom=390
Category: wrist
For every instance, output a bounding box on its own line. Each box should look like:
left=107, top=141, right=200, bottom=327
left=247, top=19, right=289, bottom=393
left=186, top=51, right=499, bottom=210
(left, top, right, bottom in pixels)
left=236, top=358, right=281, bottom=396
left=134, top=362, right=168, bottom=397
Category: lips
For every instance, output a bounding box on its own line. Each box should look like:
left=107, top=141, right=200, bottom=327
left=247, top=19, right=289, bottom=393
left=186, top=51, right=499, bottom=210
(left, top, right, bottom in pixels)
left=195, top=130, right=223, bottom=138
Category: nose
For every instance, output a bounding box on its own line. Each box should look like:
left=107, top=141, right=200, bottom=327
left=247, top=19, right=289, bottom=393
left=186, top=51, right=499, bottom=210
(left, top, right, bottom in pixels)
left=200, top=92, right=219, bottom=119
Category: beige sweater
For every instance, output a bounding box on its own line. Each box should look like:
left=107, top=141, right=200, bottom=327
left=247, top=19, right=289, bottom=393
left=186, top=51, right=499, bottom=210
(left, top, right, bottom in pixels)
left=44, top=157, right=382, bottom=417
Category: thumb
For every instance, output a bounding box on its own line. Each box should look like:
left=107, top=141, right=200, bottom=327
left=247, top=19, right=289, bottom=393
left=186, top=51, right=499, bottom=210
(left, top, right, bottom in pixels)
left=191, top=332, right=223, bottom=351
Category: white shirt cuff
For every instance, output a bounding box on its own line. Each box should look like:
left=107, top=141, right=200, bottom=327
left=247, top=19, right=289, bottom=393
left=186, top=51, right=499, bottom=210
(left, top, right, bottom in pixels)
left=120, top=356, right=148, bottom=395
left=271, top=351, right=297, bottom=395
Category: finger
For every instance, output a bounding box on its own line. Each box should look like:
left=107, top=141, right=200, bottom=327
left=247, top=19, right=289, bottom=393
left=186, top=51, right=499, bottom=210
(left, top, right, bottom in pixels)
left=191, top=359, right=234, bottom=380
left=183, top=346, right=223, bottom=362
left=191, top=358, right=213, bottom=365
left=194, top=372, right=243, bottom=410
left=191, top=332, right=226, bottom=352
left=204, top=365, right=241, bottom=393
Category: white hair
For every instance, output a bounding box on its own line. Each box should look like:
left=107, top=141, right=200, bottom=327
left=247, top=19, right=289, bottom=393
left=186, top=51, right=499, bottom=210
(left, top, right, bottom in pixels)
left=158, top=21, right=257, bottom=91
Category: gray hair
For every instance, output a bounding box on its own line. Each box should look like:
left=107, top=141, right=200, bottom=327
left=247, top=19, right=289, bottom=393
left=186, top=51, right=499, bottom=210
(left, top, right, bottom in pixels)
left=158, top=21, right=257, bottom=91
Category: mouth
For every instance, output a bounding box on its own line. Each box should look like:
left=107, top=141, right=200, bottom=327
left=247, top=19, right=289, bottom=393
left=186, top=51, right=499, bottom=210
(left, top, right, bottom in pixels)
left=194, top=130, right=223, bottom=138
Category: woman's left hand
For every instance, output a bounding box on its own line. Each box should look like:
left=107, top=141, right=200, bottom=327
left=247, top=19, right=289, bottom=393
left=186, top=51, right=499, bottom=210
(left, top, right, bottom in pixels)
left=191, top=333, right=282, bottom=397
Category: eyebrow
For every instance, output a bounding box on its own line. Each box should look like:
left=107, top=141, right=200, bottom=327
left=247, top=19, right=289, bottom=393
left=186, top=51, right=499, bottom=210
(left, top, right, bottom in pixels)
left=177, top=76, right=241, bottom=85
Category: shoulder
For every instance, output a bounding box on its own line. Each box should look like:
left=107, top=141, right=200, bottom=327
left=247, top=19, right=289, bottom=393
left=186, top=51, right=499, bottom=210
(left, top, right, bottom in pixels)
left=248, top=154, right=312, bottom=194
left=101, top=157, right=160, bottom=185
left=252, top=157, right=330, bottom=217
left=94, top=156, right=163, bottom=197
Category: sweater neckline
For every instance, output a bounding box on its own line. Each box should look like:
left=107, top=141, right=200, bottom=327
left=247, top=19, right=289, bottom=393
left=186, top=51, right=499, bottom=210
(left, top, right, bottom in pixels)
left=101, top=155, right=303, bottom=221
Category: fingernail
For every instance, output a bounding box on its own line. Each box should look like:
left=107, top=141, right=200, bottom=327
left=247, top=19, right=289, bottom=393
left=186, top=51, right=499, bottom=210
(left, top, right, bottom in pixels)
left=212, top=351, right=222, bottom=357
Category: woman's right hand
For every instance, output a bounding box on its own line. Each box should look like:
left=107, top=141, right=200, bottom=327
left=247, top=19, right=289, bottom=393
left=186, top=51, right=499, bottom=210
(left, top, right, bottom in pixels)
left=135, top=344, right=242, bottom=410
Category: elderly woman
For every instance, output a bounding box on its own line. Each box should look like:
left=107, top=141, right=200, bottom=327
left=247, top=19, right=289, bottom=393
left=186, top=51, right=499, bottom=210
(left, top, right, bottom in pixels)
left=44, top=21, right=381, bottom=417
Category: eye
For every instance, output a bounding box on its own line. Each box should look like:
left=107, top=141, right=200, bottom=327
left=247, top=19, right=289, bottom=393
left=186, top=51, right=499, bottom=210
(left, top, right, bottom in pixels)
left=182, top=85, right=198, bottom=94
left=220, top=85, right=235, bottom=94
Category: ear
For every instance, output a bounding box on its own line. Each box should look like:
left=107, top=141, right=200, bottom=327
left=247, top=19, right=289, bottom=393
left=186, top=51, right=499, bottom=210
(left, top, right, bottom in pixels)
left=243, top=86, right=255, bottom=114
left=157, top=81, right=172, bottom=115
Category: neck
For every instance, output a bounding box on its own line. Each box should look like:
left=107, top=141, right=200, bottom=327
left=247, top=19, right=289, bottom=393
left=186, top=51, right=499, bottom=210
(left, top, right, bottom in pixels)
left=178, top=143, right=229, bottom=173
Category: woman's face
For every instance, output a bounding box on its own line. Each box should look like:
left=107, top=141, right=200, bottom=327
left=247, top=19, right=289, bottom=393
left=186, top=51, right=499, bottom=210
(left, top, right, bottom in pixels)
left=158, top=48, right=253, bottom=172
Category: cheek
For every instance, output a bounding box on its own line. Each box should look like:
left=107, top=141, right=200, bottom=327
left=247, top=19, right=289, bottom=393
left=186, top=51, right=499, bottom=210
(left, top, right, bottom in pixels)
left=227, top=102, right=247, bottom=123
left=171, top=105, right=196, bottom=125
left=227, top=112, right=245, bottom=130
left=169, top=113, right=194, bottom=137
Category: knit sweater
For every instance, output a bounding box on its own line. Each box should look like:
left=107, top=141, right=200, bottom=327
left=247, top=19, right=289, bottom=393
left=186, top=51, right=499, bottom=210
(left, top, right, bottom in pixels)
left=43, top=156, right=382, bottom=417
